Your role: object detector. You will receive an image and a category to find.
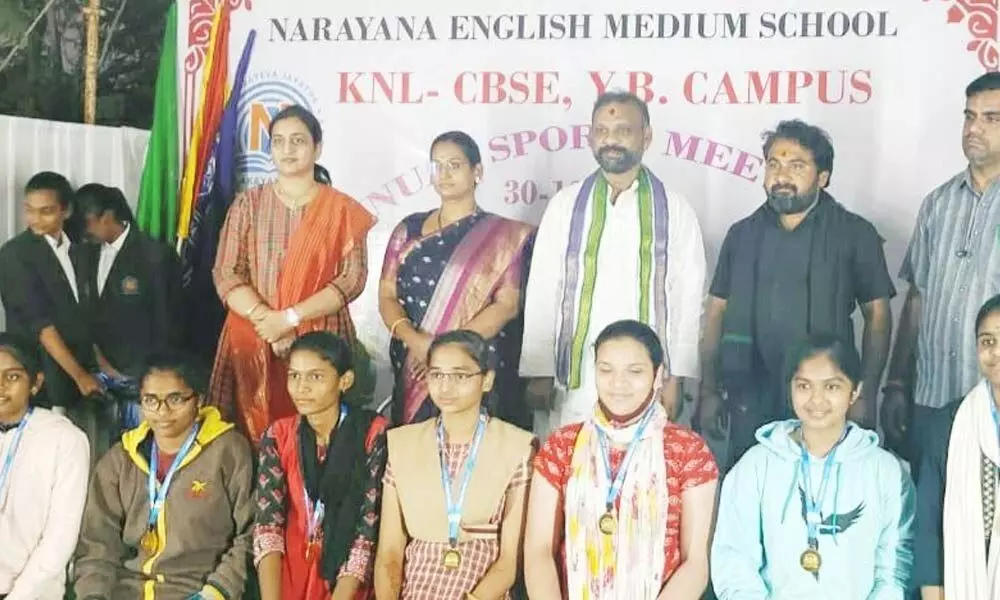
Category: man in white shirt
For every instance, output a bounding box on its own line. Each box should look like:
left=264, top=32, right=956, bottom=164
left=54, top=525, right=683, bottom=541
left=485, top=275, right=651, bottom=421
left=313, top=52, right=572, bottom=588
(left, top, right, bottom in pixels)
left=520, top=91, right=707, bottom=436
left=0, top=332, right=90, bottom=600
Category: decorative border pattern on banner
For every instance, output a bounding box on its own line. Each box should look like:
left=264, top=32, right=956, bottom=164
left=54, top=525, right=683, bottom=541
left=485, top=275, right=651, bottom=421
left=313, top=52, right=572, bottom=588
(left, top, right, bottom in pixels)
left=182, top=0, right=253, bottom=150
left=925, top=0, right=1000, bottom=71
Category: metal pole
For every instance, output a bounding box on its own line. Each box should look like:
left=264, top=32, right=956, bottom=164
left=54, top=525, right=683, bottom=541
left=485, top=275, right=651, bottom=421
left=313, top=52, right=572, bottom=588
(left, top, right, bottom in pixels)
left=83, top=0, right=101, bottom=124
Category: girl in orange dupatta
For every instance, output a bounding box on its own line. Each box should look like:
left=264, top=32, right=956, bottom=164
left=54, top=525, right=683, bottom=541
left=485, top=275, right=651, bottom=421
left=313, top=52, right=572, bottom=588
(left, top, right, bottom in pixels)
left=211, top=105, right=375, bottom=443
left=378, top=131, right=534, bottom=428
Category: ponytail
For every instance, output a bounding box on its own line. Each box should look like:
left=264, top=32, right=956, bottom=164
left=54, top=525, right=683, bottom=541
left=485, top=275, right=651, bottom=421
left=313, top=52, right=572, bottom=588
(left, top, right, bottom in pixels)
left=314, top=164, right=332, bottom=185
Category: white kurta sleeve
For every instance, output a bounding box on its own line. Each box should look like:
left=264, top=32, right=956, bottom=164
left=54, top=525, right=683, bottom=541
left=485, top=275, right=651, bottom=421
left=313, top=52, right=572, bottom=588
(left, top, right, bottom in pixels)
left=665, top=190, right=706, bottom=380
left=7, top=424, right=90, bottom=600
left=519, top=185, right=576, bottom=378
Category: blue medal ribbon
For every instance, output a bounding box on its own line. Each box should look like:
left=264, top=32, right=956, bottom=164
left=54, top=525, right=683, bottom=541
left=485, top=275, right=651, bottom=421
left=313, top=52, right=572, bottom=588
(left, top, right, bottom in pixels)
left=596, top=404, right=656, bottom=513
left=148, top=423, right=201, bottom=528
left=302, top=404, right=348, bottom=544
left=799, top=426, right=850, bottom=545
left=437, top=411, right=488, bottom=548
left=0, top=408, right=32, bottom=499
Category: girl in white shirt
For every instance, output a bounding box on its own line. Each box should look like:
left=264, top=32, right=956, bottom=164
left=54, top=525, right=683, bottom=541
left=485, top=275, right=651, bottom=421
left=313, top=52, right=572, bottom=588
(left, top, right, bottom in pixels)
left=0, top=333, right=90, bottom=600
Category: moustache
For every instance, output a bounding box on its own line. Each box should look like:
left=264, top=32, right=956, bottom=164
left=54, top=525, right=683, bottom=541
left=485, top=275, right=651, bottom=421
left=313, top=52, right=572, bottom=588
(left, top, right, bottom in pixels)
left=770, top=185, right=798, bottom=194
left=599, top=146, right=628, bottom=156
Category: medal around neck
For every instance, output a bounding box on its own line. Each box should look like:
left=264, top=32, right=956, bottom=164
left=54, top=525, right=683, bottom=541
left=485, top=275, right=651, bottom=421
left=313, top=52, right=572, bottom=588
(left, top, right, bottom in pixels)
left=800, top=547, right=822, bottom=576
left=599, top=512, right=616, bottom=535
left=595, top=405, right=655, bottom=538
left=145, top=423, right=201, bottom=556
left=796, top=427, right=847, bottom=580
left=437, top=412, right=487, bottom=572
left=140, top=527, right=160, bottom=554
left=305, top=538, right=320, bottom=561
left=442, top=548, right=462, bottom=569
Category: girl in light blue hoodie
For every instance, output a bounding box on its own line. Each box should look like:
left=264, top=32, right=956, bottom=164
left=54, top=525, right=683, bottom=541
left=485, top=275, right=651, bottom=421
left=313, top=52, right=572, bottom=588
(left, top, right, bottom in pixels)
left=711, top=334, right=914, bottom=599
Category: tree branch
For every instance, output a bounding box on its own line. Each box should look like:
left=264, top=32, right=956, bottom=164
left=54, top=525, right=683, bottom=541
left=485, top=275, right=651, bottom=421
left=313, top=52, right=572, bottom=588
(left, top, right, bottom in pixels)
left=0, top=0, right=61, bottom=74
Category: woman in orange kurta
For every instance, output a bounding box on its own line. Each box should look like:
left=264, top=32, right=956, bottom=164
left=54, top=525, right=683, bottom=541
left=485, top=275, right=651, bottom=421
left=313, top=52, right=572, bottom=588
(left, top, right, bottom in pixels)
left=210, top=105, right=376, bottom=443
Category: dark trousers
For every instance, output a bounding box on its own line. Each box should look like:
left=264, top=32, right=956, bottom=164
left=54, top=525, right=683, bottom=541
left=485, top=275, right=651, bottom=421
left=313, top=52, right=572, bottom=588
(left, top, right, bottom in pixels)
left=725, top=373, right=790, bottom=471
left=903, top=404, right=938, bottom=484
left=64, top=399, right=118, bottom=467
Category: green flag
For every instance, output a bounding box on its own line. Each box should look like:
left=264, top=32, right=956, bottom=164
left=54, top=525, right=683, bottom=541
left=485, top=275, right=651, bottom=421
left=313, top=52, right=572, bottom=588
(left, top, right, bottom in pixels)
left=137, top=2, right=179, bottom=243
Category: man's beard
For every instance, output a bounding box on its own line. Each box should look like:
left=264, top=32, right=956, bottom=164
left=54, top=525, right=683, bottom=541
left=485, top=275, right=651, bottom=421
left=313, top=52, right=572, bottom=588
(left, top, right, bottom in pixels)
left=595, top=145, right=642, bottom=174
left=766, top=184, right=820, bottom=214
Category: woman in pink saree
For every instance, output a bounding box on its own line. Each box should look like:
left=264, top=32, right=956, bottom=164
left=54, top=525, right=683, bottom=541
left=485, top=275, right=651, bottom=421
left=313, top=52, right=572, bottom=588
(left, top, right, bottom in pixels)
left=377, top=131, right=535, bottom=428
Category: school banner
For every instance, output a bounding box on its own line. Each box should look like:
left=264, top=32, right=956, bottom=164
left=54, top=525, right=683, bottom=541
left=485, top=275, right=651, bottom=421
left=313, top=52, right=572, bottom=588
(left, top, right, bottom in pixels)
left=178, top=0, right=996, bottom=400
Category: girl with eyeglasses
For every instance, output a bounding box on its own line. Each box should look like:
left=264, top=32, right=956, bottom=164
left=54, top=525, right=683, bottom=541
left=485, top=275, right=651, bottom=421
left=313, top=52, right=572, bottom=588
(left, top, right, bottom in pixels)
left=375, top=330, right=535, bottom=600
left=254, top=332, right=388, bottom=600
left=74, top=351, right=255, bottom=600
left=0, top=333, right=89, bottom=600
left=377, top=131, right=535, bottom=429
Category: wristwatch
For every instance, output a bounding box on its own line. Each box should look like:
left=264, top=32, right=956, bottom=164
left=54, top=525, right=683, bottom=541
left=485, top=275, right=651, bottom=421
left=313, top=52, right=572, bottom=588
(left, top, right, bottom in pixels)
left=285, top=307, right=302, bottom=327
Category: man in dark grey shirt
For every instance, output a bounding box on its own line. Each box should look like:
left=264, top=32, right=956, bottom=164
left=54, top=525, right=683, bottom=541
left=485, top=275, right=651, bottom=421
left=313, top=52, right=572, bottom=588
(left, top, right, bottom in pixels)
left=698, top=119, right=895, bottom=468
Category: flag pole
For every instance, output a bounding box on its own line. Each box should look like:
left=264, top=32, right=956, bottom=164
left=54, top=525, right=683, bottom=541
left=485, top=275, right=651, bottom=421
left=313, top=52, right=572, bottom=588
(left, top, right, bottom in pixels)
left=83, top=0, right=101, bottom=124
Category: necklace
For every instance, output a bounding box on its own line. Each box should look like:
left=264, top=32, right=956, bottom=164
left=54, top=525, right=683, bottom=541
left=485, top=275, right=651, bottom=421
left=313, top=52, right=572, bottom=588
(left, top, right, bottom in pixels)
left=276, top=181, right=317, bottom=209
left=436, top=204, right=480, bottom=233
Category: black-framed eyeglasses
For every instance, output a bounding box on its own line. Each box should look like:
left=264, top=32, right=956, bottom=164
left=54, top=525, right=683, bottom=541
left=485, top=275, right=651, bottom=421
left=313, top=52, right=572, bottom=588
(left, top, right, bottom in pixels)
left=426, top=370, right=484, bottom=385
left=139, top=392, right=198, bottom=412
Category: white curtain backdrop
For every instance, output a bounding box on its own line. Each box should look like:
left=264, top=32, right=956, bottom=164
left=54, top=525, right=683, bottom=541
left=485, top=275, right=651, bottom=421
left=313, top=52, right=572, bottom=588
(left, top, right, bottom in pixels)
left=0, top=114, right=150, bottom=328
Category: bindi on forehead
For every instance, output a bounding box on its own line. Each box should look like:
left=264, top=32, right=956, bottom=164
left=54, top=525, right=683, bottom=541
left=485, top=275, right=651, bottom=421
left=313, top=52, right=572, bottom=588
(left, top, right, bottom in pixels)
left=768, top=140, right=813, bottom=161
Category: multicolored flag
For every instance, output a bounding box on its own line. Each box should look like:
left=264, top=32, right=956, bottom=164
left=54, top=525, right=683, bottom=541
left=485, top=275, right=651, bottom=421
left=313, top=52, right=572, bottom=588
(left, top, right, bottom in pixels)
left=176, top=1, right=230, bottom=246
left=180, top=29, right=257, bottom=361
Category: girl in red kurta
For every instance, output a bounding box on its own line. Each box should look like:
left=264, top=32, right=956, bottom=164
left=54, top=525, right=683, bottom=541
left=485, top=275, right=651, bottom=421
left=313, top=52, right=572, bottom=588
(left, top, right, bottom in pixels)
left=524, top=319, right=719, bottom=600
left=253, top=332, right=387, bottom=600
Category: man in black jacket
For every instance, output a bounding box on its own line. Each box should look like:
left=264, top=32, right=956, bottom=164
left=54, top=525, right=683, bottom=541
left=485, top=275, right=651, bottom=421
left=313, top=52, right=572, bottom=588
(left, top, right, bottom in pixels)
left=77, top=183, right=182, bottom=378
left=695, top=120, right=895, bottom=468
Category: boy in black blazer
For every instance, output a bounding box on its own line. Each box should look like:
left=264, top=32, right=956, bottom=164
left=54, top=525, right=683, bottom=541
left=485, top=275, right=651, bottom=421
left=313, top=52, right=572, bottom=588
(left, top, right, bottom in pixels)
left=77, top=183, right=182, bottom=379
left=0, top=171, right=100, bottom=414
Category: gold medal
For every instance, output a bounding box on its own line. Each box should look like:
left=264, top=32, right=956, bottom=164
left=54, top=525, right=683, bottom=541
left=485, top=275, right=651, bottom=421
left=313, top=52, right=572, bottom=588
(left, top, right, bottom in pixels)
left=800, top=548, right=822, bottom=574
left=598, top=512, right=616, bottom=535
left=442, top=548, right=462, bottom=569
left=140, top=528, right=159, bottom=555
